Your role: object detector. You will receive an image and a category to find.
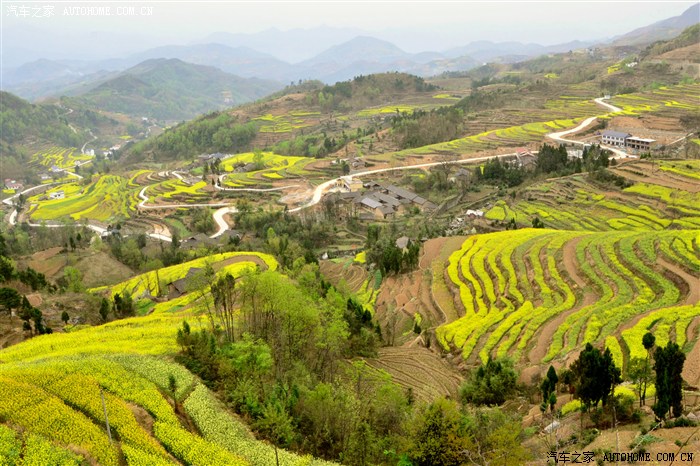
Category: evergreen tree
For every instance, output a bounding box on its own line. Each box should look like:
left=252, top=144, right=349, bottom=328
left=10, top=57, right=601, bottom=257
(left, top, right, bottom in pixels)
left=571, top=343, right=622, bottom=417
left=642, top=332, right=656, bottom=405
left=653, top=342, right=685, bottom=420
left=540, top=365, right=559, bottom=412
left=99, top=297, right=111, bottom=322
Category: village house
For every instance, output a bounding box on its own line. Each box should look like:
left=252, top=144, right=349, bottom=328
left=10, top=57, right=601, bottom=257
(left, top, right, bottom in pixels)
left=601, top=130, right=631, bottom=147
left=198, top=152, right=230, bottom=163
left=167, top=267, right=202, bottom=299
left=395, top=236, right=411, bottom=252
left=330, top=181, right=435, bottom=220
left=601, top=130, right=656, bottom=152
left=181, top=233, right=217, bottom=250
left=516, top=149, right=538, bottom=170
left=354, top=195, right=388, bottom=219
left=48, top=190, right=65, bottom=200
left=219, top=229, right=243, bottom=243
left=625, top=136, right=656, bottom=152
left=450, top=168, right=471, bottom=182
left=4, top=179, right=23, bottom=191
left=350, top=158, right=367, bottom=170
left=339, top=176, right=363, bottom=192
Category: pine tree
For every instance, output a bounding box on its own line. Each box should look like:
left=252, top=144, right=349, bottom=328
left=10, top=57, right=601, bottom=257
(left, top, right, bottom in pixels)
left=653, top=342, right=685, bottom=420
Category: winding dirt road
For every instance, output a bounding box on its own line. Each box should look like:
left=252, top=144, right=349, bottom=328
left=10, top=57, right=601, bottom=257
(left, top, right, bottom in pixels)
left=547, top=96, right=630, bottom=158
left=210, top=207, right=238, bottom=238
left=289, top=151, right=525, bottom=213
left=137, top=186, right=238, bottom=240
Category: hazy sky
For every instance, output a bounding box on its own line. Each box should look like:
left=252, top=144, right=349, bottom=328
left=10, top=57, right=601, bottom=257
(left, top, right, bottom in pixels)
left=1, top=1, right=696, bottom=62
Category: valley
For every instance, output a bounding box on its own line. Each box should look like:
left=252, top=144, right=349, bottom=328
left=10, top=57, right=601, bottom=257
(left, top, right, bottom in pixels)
left=0, top=6, right=699, bottom=466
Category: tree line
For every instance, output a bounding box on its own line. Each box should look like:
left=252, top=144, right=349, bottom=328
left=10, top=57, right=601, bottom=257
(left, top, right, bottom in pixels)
left=175, top=263, right=532, bottom=465
left=130, top=112, right=257, bottom=160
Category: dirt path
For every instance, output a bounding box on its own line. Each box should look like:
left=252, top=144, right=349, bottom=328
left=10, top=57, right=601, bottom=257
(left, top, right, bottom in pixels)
left=210, top=207, right=237, bottom=239
left=215, top=254, right=270, bottom=272
left=683, top=316, right=700, bottom=388
left=656, top=257, right=700, bottom=306
left=420, top=237, right=451, bottom=269
left=427, top=236, right=466, bottom=325
left=616, top=255, right=699, bottom=339
left=526, top=236, right=595, bottom=370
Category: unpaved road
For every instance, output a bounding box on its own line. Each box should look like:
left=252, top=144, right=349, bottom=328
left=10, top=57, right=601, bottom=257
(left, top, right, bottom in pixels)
left=547, top=97, right=631, bottom=158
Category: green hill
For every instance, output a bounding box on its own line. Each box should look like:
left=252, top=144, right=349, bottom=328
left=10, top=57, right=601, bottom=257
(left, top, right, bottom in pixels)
left=640, top=23, right=700, bottom=59
left=0, top=91, right=82, bottom=150
left=126, top=72, right=442, bottom=161
left=0, top=91, right=86, bottom=178
left=64, top=59, right=283, bottom=121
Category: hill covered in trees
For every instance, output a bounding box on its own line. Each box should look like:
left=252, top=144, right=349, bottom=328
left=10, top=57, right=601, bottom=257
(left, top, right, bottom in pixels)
left=64, top=59, right=283, bottom=121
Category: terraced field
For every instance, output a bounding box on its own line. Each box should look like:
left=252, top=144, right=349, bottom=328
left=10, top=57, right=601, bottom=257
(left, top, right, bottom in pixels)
left=218, top=152, right=314, bottom=188
left=396, top=116, right=590, bottom=157
left=89, top=251, right=277, bottom=299
left=29, top=146, right=93, bottom=170
left=0, top=343, right=335, bottom=466
left=435, top=229, right=699, bottom=385
left=147, top=179, right=211, bottom=204
left=485, top=160, right=700, bottom=232
left=357, top=104, right=422, bottom=117
left=365, top=347, right=463, bottom=403
left=387, top=82, right=700, bottom=159
left=609, top=83, right=700, bottom=119
left=253, top=112, right=318, bottom=133
left=0, top=251, right=339, bottom=466
left=319, top=259, right=369, bottom=293
left=27, top=175, right=141, bottom=223
left=417, top=155, right=700, bottom=389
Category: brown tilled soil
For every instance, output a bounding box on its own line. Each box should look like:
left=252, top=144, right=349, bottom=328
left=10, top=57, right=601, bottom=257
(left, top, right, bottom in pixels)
left=428, top=236, right=468, bottom=324
left=420, top=237, right=451, bottom=269
left=659, top=44, right=700, bottom=61
left=318, top=261, right=368, bottom=293
left=24, top=247, right=64, bottom=277
left=375, top=271, right=428, bottom=345
left=23, top=248, right=134, bottom=288
left=683, top=315, right=700, bottom=389
left=657, top=258, right=700, bottom=306
left=612, top=162, right=700, bottom=193
left=525, top=236, right=596, bottom=381
left=366, top=346, right=463, bottom=404
left=607, top=115, right=687, bottom=144
left=374, top=237, right=466, bottom=345
left=587, top=425, right=700, bottom=465
left=0, top=324, right=24, bottom=350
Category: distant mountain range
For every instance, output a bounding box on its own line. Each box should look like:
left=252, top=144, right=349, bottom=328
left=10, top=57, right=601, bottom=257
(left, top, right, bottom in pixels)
left=199, top=26, right=365, bottom=63
left=0, top=36, right=583, bottom=100
left=2, top=4, right=697, bottom=106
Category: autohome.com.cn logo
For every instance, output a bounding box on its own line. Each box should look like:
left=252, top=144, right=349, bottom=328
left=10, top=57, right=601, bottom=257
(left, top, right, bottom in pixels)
left=6, top=4, right=154, bottom=17
left=6, top=4, right=55, bottom=17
